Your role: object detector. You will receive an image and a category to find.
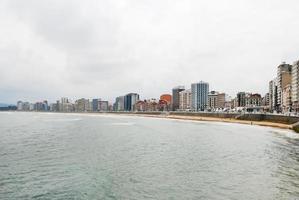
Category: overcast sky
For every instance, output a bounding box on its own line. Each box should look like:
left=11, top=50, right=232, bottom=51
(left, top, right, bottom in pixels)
left=1, top=0, right=299, bottom=104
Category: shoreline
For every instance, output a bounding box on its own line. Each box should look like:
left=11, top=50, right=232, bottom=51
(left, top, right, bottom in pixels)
left=1, top=111, right=295, bottom=131
left=117, top=113, right=293, bottom=130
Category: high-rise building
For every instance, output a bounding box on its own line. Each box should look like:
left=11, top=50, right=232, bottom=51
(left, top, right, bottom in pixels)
left=98, top=101, right=109, bottom=111
left=262, top=93, right=270, bottom=107
left=75, top=98, right=89, bottom=112
left=17, top=101, right=23, bottom=111
left=282, top=84, right=292, bottom=113
left=208, top=91, right=219, bottom=109
left=292, top=60, right=299, bottom=112
left=61, top=97, right=69, bottom=104
left=59, top=98, right=73, bottom=112
left=124, top=93, right=139, bottom=111
left=50, top=103, right=58, bottom=112
left=191, top=81, right=209, bottom=111
left=172, top=86, right=185, bottom=111
left=17, top=101, right=30, bottom=111
left=34, top=102, right=45, bottom=111
left=22, top=102, right=30, bottom=111
left=179, top=89, right=191, bottom=110
left=277, top=62, right=292, bottom=111
left=43, top=100, right=48, bottom=111
left=114, top=96, right=125, bottom=111
left=237, top=92, right=246, bottom=107
left=269, top=79, right=278, bottom=111
left=217, top=93, right=226, bottom=108
left=208, top=91, right=226, bottom=110
left=92, top=99, right=101, bottom=111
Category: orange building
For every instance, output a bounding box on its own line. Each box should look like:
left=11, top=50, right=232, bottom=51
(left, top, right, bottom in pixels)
left=160, top=94, right=172, bottom=104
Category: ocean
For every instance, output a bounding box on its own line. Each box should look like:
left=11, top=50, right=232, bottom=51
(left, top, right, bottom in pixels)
left=0, top=112, right=299, bottom=199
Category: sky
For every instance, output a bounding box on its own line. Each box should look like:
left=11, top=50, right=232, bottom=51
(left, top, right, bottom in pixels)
left=1, top=0, right=299, bottom=104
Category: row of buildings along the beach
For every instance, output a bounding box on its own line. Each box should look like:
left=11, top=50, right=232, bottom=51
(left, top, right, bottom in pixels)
left=16, top=59, right=299, bottom=113
left=17, top=98, right=110, bottom=113
left=269, top=61, right=299, bottom=113
left=14, top=84, right=267, bottom=113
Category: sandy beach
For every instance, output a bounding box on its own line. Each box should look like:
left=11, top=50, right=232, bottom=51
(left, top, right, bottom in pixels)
left=123, top=113, right=293, bottom=130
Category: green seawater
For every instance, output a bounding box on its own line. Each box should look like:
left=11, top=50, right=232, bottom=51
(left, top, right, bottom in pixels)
left=0, top=112, right=299, bottom=200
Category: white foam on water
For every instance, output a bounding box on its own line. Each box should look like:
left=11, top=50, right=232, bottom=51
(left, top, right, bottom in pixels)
left=0, top=112, right=14, bottom=115
left=44, top=118, right=82, bottom=122
left=270, top=129, right=299, bottom=139
left=110, top=122, right=136, bottom=126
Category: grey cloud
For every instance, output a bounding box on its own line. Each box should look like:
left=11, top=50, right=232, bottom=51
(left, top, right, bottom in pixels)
left=1, top=0, right=299, bottom=103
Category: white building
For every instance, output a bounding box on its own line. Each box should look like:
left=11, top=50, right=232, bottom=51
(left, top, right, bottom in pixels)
left=179, top=89, right=191, bottom=110
left=17, top=101, right=23, bottom=111
left=208, top=91, right=219, bottom=110
left=292, top=60, right=299, bottom=112
left=59, top=98, right=74, bottom=112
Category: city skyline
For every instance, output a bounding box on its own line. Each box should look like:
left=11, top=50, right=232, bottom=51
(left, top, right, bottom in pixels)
left=0, top=70, right=273, bottom=105
left=1, top=0, right=299, bottom=104
left=1, top=60, right=293, bottom=107
left=12, top=58, right=299, bottom=113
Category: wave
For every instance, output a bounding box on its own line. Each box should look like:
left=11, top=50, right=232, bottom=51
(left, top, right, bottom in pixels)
left=44, top=118, right=82, bottom=122
left=110, top=122, right=136, bottom=126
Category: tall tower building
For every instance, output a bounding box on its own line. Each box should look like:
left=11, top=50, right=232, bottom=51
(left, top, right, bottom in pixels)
left=269, top=79, right=278, bottom=111
left=237, top=92, right=246, bottom=107
left=124, top=93, right=139, bottom=111
left=172, top=86, right=185, bottom=111
left=277, top=62, right=292, bottom=111
left=92, top=99, right=101, bottom=111
left=292, top=60, right=299, bottom=111
left=114, top=96, right=125, bottom=111
left=191, top=81, right=209, bottom=111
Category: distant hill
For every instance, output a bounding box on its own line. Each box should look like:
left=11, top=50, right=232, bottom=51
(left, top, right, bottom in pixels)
left=0, top=103, right=14, bottom=107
